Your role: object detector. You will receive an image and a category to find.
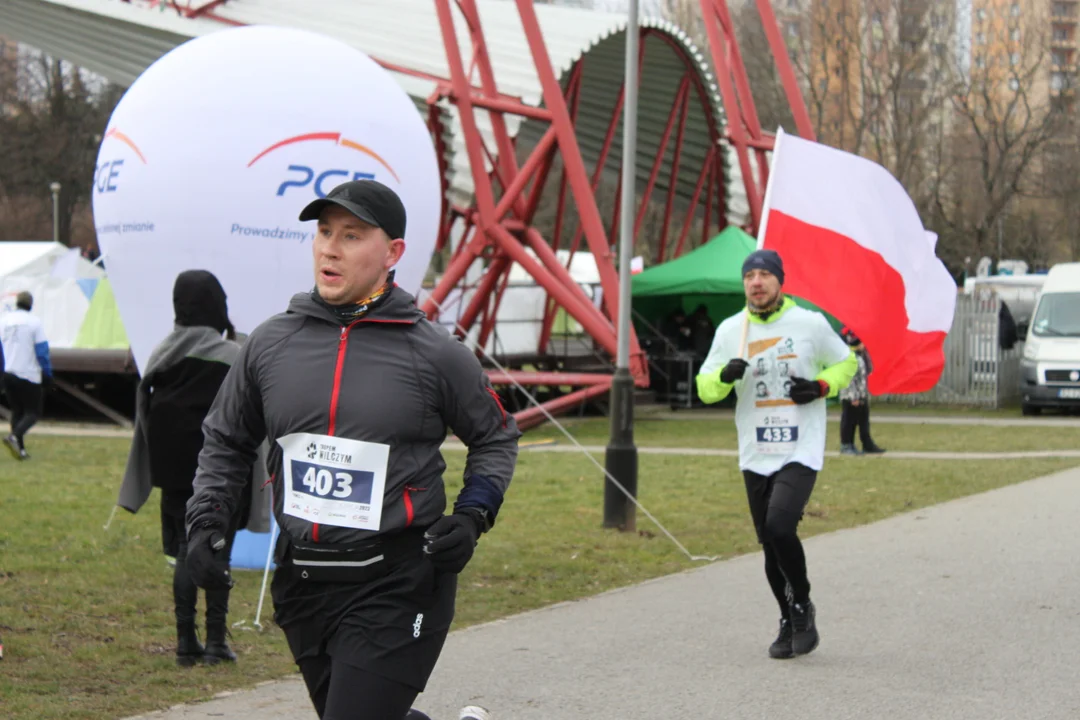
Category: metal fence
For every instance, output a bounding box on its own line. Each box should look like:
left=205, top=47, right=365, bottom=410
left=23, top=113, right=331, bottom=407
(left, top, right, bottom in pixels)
left=878, top=291, right=1024, bottom=408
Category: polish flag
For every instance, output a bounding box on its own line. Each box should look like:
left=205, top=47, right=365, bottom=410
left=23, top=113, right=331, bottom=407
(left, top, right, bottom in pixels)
left=758, top=128, right=957, bottom=395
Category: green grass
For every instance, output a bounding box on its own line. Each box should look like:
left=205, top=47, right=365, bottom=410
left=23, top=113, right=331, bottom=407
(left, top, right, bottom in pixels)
left=523, top=416, right=1080, bottom=452
left=843, top=401, right=1026, bottom=418
left=1, top=436, right=1077, bottom=719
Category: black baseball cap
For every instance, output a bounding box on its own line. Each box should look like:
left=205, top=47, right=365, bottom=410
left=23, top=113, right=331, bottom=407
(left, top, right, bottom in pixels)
left=298, top=179, right=407, bottom=240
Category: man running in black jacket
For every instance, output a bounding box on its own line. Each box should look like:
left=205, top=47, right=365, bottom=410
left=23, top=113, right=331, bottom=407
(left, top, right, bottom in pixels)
left=185, top=180, right=519, bottom=720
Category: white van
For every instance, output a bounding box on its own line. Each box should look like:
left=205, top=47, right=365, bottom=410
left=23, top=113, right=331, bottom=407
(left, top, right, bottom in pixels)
left=1020, top=262, right=1080, bottom=415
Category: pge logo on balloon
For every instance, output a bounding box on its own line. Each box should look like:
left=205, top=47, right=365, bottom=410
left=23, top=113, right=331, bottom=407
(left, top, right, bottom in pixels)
left=94, top=128, right=147, bottom=194
left=247, top=132, right=401, bottom=198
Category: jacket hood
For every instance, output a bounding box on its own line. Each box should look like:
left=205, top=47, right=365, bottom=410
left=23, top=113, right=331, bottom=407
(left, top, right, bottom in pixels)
left=287, top=286, right=426, bottom=326
left=174, top=270, right=232, bottom=335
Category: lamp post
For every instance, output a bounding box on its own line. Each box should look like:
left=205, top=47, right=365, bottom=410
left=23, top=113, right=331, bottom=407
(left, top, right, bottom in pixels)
left=49, top=182, right=61, bottom=245
left=603, top=0, right=639, bottom=531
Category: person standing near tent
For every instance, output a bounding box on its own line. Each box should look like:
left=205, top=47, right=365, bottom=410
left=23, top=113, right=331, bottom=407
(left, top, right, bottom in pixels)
left=0, top=291, right=52, bottom=460
left=838, top=327, right=886, bottom=455
left=118, top=270, right=249, bottom=667
left=695, top=249, right=856, bottom=659
left=183, top=179, right=520, bottom=720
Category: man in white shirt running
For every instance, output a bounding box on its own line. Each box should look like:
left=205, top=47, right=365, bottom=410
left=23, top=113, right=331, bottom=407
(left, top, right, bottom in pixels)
left=0, top=291, right=53, bottom=460
left=696, top=249, right=856, bottom=659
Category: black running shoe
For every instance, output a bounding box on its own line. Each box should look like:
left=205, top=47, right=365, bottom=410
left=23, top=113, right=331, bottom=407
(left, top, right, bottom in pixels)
left=769, top=616, right=794, bottom=659
left=790, top=600, right=819, bottom=655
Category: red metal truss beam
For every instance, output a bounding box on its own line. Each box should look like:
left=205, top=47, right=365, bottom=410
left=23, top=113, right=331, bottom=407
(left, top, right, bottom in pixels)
left=511, top=382, right=613, bottom=431
left=657, top=82, right=691, bottom=264
left=633, top=76, right=690, bottom=247
left=698, top=0, right=766, bottom=232
left=486, top=371, right=613, bottom=386
left=479, top=257, right=515, bottom=351
left=423, top=0, right=652, bottom=397
left=754, top=0, right=816, bottom=142
left=513, top=0, right=647, bottom=381
left=183, top=0, right=230, bottom=18
left=697, top=0, right=815, bottom=233
left=674, top=148, right=715, bottom=258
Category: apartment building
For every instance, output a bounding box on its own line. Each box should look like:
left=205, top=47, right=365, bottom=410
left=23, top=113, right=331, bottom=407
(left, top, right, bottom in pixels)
left=774, top=0, right=955, bottom=186
left=969, top=0, right=1076, bottom=109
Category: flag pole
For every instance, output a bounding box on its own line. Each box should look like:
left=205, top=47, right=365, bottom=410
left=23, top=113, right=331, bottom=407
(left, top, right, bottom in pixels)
left=739, top=127, right=786, bottom=358
left=754, top=125, right=785, bottom=251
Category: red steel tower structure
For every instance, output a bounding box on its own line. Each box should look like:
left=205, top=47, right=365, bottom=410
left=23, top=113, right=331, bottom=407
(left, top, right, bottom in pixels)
left=126, top=0, right=815, bottom=429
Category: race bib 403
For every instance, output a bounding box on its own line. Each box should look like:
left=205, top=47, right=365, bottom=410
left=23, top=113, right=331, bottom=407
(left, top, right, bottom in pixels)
left=277, top=433, right=390, bottom=531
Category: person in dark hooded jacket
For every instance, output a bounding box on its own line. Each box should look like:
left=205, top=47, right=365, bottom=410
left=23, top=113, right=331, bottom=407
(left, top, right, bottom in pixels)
left=118, top=270, right=249, bottom=667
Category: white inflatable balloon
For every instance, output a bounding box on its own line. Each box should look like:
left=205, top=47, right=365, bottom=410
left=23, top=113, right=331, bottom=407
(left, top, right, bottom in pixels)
left=91, top=25, right=441, bottom=373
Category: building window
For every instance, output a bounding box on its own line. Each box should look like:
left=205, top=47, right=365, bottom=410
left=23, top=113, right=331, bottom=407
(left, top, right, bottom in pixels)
left=1051, top=71, right=1069, bottom=91
left=1011, top=52, right=1020, bottom=66
left=976, top=8, right=986, bottom=21
left=1053, top=27, right=1068, bottom=41
left=786, top=21, right=798, bottom=37
left=1053, top=50, right=1067, bottom=66
left=977, top=32, right=986, bottom=45
left=1010, top=3, right=1020, bottom=17
left=975, top=55, right=985, bottom=68
left=1012, top=28, right=1021, bottom=42
left=1009, top=78, right=1020, bottom=91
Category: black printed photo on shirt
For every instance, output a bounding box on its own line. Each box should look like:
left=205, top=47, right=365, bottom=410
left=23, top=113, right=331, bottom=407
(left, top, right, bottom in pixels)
left=747, top=335, right=801, bottom=408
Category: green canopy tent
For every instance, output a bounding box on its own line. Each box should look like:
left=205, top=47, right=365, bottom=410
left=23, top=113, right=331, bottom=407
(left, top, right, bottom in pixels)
left=631, top=225, right=841, bottom=333
left=630, top=227, right=843, bottom=409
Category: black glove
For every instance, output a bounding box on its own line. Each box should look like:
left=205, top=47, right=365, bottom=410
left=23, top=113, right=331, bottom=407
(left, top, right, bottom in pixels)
left=719, top=358, right=749, bottom=384
left=185, top=494, right=234, bottom=591
left=186, top=526, right=235, bottom=591
left=789, top=376, right=827, bottom=405
left=423, top=510, right=485, bottom=574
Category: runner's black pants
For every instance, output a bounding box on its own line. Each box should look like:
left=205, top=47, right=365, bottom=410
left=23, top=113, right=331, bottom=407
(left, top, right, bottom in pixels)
left=3, top=373, right=42, bottom=449
left=742, top=462, right=817, bottom=615
left=298, top=654, right=419, bottom=720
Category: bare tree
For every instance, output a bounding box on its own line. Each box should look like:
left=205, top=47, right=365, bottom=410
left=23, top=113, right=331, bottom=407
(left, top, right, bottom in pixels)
left=0, top=49, right=121, bottom=247
left=933, top=3, right=1069, bottom=264
left=729, top=0, right=799, bottom=133
left=853, top=1, right=957, bottom=197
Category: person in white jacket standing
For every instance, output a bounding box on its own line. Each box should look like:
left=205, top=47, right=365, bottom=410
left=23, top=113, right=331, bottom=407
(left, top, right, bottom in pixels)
left=696, top=249, right=856, bottom=660
left=0, top=291, right=52, bottom=460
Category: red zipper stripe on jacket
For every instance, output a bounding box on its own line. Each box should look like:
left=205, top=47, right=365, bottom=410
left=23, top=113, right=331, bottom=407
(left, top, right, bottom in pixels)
left=486, top=387, right=508, bottom=427
left=316, top=320, right=362, bottom=543
left=327, top=320, right=360, bottom=437
left=318, top=315, right=415, bottom=542
left=403, top=487, right=414, bottom=527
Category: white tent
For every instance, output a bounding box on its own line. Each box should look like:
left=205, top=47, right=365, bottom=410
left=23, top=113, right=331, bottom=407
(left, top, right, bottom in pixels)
left=420, top=249, right=604, bottom=358
left=0, top=242, right=106, bottom=349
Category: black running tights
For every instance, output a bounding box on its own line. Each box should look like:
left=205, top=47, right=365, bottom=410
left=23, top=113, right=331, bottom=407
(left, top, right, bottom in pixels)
left=298, top=654, right=420, bottom=720
left=743, top=462, right=817, bottom=614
